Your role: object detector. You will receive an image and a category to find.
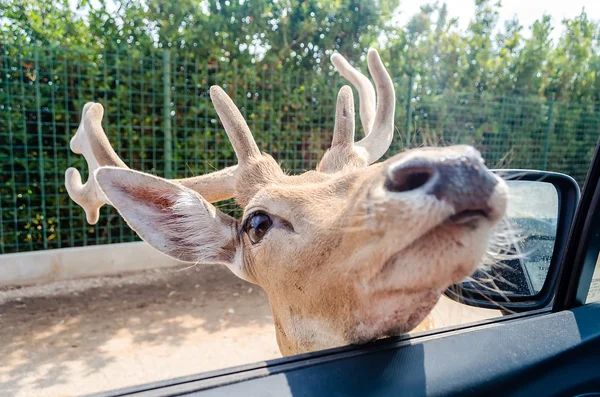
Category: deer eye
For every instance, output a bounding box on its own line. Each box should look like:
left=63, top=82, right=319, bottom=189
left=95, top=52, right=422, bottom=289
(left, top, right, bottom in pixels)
left=244, top=212, right=273, bottom=244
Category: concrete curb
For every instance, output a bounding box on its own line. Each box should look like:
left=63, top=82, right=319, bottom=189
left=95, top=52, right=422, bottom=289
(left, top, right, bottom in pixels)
left=0, top=242, right=184, bottom=287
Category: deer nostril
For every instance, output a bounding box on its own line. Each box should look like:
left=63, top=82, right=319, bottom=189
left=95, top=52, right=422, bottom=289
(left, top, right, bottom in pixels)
left=384, top=164, right=438, bottom=193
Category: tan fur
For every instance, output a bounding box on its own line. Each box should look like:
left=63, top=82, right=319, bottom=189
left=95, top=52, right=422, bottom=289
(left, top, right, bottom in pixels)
left=234, top=153, right=507, bottom=354
left=66, top=48, right=509, bottom=357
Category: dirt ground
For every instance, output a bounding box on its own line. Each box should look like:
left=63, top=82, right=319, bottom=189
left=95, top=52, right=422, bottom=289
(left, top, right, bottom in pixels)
left=0, top=264, right=280, bottom=397
left=0, top=262, right=503, bottom=397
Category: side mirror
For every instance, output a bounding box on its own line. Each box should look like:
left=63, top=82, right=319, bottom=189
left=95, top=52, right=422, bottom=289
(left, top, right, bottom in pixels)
left=444, top=169, right=580, bottom=312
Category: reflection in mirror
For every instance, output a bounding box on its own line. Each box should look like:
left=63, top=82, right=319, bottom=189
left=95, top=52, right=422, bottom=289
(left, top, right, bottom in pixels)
left=459, top=181, right=559, bottom=298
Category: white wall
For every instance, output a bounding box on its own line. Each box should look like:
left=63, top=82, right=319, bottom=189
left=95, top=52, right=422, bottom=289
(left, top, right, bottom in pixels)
left=0, top=242, right=184, bottom=287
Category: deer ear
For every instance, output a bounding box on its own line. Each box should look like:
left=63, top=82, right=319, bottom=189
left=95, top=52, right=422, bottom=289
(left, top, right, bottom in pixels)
left=95, top=167, right=241, bottom=271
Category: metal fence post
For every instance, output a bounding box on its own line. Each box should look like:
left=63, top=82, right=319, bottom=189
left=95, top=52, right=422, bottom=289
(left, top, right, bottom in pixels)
left=34, top=47, right=48, bottom=249
left=163, top=49, right=173, bottom=178
left=405, top=74, right=414, bottom=148
left=541, top=93, right=555, bottom=170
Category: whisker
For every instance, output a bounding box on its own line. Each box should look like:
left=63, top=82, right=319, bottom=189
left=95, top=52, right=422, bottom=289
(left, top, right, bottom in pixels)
left=185, top=162, right=196, bottom=176
left=493, top=148, right=514, bottom=169
left=468, top=281, right=516, bottom=314
left=177, top=261, right=200, bottom=272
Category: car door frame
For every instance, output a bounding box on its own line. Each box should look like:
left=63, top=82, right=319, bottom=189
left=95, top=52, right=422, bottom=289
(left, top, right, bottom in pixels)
left=554, top=140, right=600, bottom=310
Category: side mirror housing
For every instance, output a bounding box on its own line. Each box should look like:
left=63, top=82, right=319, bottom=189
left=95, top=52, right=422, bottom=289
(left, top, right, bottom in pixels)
left=445, top=169, right=580, bottom=312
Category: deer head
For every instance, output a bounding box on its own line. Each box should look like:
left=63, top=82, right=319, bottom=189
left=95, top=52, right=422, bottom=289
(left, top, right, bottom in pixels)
left=65, top=49, right=508, bottom=356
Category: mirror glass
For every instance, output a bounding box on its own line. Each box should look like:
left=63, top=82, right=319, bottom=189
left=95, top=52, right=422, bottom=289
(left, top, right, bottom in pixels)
left=458, top=180, right=559, bottom=298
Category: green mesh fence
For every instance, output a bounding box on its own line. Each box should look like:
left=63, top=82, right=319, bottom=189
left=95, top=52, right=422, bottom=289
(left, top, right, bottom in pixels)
left=1, top=47, right=598, bottom=254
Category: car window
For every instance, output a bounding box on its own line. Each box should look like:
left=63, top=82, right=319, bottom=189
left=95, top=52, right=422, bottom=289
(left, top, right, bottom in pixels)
left=586, top=255, right=600, bottom=303
left=584, top=211, right=600, bottom=304
left=580, top=158, right=600, bottom=305
left=2, top=1, right=599, bottom=396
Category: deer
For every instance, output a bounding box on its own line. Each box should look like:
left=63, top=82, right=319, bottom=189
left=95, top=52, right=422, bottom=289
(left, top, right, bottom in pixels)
left=64, top=48, right=508, bottom=357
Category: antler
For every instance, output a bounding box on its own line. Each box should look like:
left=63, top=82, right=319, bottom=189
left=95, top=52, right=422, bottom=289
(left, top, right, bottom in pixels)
left=65, top=86, right=259, bottom=224
left=331, top=86, right=356, bottom=148
left=65, top=103, right=126, bottom=224
left=320, top=48, right=395, bottom=172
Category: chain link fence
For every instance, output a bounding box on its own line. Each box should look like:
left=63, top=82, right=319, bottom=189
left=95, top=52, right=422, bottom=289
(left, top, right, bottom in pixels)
left=1, top=47, right=598, bottom=254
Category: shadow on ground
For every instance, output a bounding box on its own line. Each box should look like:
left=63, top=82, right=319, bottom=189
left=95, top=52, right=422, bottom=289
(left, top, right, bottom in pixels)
left=0, top=264, right=275, bottom=396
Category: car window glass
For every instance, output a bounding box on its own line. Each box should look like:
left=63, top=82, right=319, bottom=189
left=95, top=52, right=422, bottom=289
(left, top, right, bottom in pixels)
left=586, top=256, right=600, bottom=303
left=2, top=2, right=599, bottom=396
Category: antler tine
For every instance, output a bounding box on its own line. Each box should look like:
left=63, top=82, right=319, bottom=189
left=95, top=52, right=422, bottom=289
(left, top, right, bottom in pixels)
left=209, top=86, right=261, bottom=164
left=355, top=49, right=396, bottom=164
left=330, top=53, right=376, bottom=137
left=65, top=103, right=122, bottom=224
left=331, top=85, right=356, bottom=148
left=317, top=86, right=367, bottom=173
left=330, top=48, right=396, bottom=165
left=66, top=101, right=240, bottom=225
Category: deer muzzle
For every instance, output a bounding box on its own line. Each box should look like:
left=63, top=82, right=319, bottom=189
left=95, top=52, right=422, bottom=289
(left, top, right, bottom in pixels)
left=384, top=146, right=501, bottom=225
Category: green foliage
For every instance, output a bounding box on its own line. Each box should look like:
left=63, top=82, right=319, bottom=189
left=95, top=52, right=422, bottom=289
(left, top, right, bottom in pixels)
left=0, top=0, right=599, bottom=254
left=379, top=2, right=599, bottom=103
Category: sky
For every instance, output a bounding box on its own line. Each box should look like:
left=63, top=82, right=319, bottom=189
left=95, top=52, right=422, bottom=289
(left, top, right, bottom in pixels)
left=395, top=0, right=600, bottom=39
